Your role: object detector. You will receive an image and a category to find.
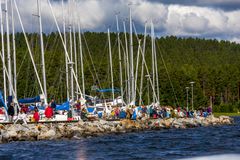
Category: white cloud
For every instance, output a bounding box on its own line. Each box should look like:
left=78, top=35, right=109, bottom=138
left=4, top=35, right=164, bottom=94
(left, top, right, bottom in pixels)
left=3, top=0, right=240, bottom=43
left=198, top=0, right=240, bottom=5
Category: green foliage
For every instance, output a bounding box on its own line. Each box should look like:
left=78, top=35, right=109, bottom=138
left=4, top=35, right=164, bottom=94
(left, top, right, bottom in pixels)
left=1, top=32, right=240, bottom=112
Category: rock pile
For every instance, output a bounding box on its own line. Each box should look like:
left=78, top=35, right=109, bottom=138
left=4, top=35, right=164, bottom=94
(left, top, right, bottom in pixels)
left=0, top=115, right=233, bottom=143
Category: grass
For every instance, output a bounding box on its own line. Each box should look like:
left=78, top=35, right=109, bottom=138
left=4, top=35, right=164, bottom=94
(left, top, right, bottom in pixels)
left=214, top=112, right=240, bottom=117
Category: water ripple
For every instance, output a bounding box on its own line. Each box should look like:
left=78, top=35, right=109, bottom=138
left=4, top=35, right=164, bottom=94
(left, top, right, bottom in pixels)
left=0, top=117, right=239, bottom=160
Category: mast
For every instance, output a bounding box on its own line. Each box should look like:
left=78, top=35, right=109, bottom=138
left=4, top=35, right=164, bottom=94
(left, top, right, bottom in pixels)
left=5, top=0, right=13, bottom=98
left=151, top=20, right=155, bottom=103
left=108, top=28, right=114, bottom=102
left=129, top=7, right=134, bottom=104
left=139, top=22, right=147, bottom=105
left=0, top=0, right=6, bottom=104
left=154, top=30, right=160, bottom=104
left=68, top=0, right=74, bottom=100
left=123, top=20, right=130, bottom=104
left=37, top=0, right=47, bottom=105
left=10, top=0, right=16, bottom=102
left=116, top=13, right=123, bottom=105
left=73, top=25, right=78, bottom=100
left=78, top=23, right=85, bottom=98
left=134, top=39, right=141, bottom=103
left=62, top=0, right=69, bottom=101
left=69, top=25, right=74, bottom=100
left=47, top=0, right=83, bottom=98
left=13, top=0, right=45, bottom=101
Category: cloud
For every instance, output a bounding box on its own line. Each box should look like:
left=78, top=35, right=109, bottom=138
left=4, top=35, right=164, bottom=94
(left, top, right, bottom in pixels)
left=4, top=0, right=240, bottom=43
left=150, top=0, right=240, bottom=11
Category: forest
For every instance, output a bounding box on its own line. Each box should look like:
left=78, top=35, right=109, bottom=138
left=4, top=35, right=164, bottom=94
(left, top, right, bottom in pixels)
left=1, top=32, right=240, bottom=113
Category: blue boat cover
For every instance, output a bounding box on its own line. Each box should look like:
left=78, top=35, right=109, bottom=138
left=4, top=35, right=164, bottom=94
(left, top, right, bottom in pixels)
left=87, top=107, right=95, bottom=113
left=96, top=88, right=120, bottom=93
left=18, top=96, right=41, bottom=104
left=29, top=105, right=35, bottom=111
left=0, top=90, right=7, bottom=111
left=56, top=101, right=70, bottom=111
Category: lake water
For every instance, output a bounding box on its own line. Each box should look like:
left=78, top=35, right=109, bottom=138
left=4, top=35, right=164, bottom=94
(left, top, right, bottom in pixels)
left=0, top=117, right=240, bottom=160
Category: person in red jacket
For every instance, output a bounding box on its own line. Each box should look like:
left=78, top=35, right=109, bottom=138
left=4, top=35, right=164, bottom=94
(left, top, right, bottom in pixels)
left=33, top=107, right=40, bottom=122
left=45, top=105, right=53, bottom=119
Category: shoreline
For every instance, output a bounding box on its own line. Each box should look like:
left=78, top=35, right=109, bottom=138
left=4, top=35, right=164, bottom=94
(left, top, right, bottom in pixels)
left=0, top=115, right=233, bottom=144
left=214, top=113, right=240, bottom=117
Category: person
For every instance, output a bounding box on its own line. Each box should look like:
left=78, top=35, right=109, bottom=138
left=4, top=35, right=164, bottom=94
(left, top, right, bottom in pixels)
left=50, top=98, right=56, bottom=112
left=14, top=109, right=27, bottom=124
left=21, top=104, right=29, bottom=114
left=137, top=110, right=143, bottom=120
left=81, top=108, right=87, bottom=121
left=126, top=108, right=133, bottom=119
left=33, top=107, right=40, bottom=122
left=111, top=109, right=115, bottom=119
left=7, top=102, right=15, bottom=122
left=106, top=106, right=111, bottom=118
left=0, top=108, right=4, bottom=114
left=207, top=106, right=212, bottom=115
left=67, top=108, right=73, bottom=121
left=45, top=105, right=53, bottom=119
left=75, top=100, right=81, bottom=116
left=114, top=107, right=120, bottom=119
left=131, top=106, right=137, bottom=120
left=149, top=106, right=153, bottom=118
left=119, top=109, right=126, bottom=119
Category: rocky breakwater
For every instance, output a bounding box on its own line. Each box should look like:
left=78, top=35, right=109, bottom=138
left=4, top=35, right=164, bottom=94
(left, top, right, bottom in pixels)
left=0, top=115, right=233, bottom=143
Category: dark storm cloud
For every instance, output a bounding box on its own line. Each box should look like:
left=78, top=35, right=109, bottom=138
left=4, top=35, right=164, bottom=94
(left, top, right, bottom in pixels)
left=148, top=0, right=240, bottom=11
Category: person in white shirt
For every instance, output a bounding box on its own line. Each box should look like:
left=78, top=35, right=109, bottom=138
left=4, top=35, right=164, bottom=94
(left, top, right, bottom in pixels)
left=14, top=110, right=27, bottom=124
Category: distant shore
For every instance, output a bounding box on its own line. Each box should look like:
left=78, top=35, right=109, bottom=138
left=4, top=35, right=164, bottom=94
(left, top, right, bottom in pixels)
left=214, top=113, right=240, bottom=117
left=0, top=115, right=233, bottom=144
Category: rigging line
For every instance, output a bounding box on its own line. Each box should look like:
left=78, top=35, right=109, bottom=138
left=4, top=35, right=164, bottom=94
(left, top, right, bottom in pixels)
left=82, top=33, right=105, bottom=98
left=110, top=34, right=120, bottom=83
left=46, top=33, right=59, bottom=72
left=43, top=22, right=55, bottom=52
left=92, top=34, right=109, bottom=87
left=79, top=35, right=98, bottom=84
left=132, top=22, right=158, bottom=103
left=0, top=51, right=20, bottom=111
left=156, top=41, right=180, bottom=106
left=48, top=0, right=83, bottom=98
left=82, top=33, right=102, bottom=85
left=16, top=49, right=28, bottom=77
left=14, top=0, right=46, bottom=99
left=24, top=56, right=30, bottom=97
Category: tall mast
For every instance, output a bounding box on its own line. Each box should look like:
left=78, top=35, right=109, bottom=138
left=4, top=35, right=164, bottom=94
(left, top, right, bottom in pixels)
left=73, top=26, right=78, bottom=99
left=154, top=30, right=160, bottom=104
left=151, top=20, right=155, bottom=103
left=134, top=39, right=141, bottom=103
left=69, top=0, right=74, bottom=100
left=14, top=0, right=45, bottom=101
left=129, top=7, right=134, bottom=104
left=139, top=22, right=147, bottom=105
left=123, top=20, right=130, bottom=104
left=62, top=0, right=69, bottom=101
left=48, top=0, right=83, bottom=98
left=78, top=23, right=85, bottom=98
left=37, top=0, right=47, bottom=105
left=0, top=0, right=7, bottom=104
left=5, top=0, right=13, bottom=98
left=72, top=0, right=78, bottom=100
left=116, top=13, right=123, bottom=105
left=69, top=25, right=74, bottom=100
left=108, top=28, right=114, bottom=102
left=10, top=0, right=16, bottom=102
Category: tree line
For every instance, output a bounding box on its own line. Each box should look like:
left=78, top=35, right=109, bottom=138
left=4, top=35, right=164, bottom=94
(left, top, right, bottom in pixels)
left=0, top=32, right=240, bottom=112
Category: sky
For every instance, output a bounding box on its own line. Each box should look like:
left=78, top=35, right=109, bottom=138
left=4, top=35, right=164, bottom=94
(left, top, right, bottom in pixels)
left=6, top=0, right=240, bottom=43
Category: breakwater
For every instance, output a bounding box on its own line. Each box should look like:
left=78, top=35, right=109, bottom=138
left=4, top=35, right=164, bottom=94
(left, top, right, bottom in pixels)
left=0, top=115, right=233, bottom=143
